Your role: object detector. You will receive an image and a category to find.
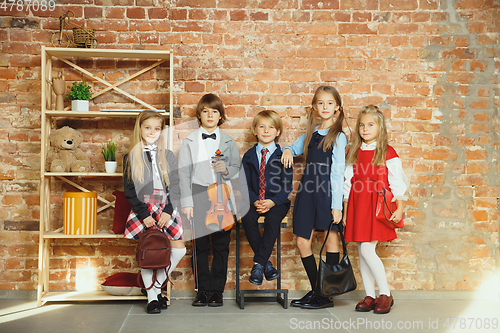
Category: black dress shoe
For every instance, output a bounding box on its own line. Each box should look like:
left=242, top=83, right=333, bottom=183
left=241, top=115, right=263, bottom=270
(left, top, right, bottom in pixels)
left=192, top=291, right=209, bottom=307
left=146, top=300, right=161, bottom=314
left=157, top=294, right=168, bottom=310
left=301, top=294, right=334, bottom=309
left=264, top=261, right=279, bottom=281
left=249, top=263, right=264, bottom=285
left=207, top=291, right=223, bottom=307
left=290, top=290, right=315, bottom=307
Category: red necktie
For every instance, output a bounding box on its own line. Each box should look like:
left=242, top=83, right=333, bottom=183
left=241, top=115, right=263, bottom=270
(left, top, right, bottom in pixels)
left=259, top=148, right=268, bottom=201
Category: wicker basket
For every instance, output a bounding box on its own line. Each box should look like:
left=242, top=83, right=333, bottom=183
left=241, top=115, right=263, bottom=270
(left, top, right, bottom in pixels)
left=73, top=27, right=95, bottom=44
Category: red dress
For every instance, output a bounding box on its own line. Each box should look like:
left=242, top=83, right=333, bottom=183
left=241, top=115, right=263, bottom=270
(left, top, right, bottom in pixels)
left=345, top=146, right=398, bottom=242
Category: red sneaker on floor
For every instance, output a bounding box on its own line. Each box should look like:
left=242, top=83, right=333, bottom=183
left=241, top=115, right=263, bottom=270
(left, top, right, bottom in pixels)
left=355, top=296, right=376, bottom=312
left=373, top=294, right=394, bottom=314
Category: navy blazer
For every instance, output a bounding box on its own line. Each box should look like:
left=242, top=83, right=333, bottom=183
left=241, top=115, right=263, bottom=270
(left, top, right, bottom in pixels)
left=240, top=144, right=293, bottom=208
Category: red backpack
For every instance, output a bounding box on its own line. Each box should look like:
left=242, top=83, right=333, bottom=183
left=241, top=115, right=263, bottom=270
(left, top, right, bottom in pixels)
left=136, top=228, right=171, bottom=290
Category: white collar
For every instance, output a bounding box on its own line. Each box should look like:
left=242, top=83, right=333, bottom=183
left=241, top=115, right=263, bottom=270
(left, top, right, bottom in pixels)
left=199, top=126, right=220, bottom=137
left=361, top=141, right=377, bottom=150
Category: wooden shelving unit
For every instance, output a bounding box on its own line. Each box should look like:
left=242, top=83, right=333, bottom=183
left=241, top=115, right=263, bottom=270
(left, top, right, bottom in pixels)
left=37, top=47, right=174, bottom=306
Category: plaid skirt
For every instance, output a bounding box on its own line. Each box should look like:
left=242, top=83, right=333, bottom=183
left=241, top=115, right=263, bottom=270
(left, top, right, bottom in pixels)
left=124, top=189, right=183, bottom=240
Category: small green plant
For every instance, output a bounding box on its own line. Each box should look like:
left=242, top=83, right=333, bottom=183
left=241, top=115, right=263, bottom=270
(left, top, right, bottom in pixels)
left=102, top=139, right=118, bottom=161
left=66, top=81, right=93, bottom=100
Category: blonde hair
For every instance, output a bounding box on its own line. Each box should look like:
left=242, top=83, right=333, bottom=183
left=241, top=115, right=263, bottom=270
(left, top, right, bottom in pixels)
left=303, top=86, right=345, bottom=158
left=251, top=110, right=283, bottom=142
left=126, top=110, right=170, bottom=185
left=346, top=105, right=388, bottom=166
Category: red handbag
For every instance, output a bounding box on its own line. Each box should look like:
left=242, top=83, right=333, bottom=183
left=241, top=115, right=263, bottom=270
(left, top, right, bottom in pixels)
left=375, top=166, right=403, bottom=229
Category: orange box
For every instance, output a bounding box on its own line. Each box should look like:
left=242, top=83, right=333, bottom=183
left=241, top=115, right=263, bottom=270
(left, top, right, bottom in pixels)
left=63, top=192, right=97, bottom=235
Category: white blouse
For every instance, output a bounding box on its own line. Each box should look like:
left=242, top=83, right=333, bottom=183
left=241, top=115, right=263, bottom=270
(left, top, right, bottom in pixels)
left=344, top=142, right=409, bottom=201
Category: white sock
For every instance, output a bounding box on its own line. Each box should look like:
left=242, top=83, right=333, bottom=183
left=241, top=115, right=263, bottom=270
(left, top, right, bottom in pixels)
left=358, top=241, right=391, bottom=296
left=156, top=247, right=187, bottom=289
left=141, top=269, right=159, bottom=303
left=357, top=242, right=376, bottom=298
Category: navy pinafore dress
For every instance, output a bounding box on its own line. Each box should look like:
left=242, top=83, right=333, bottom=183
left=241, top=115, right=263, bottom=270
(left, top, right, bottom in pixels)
left=293, top=131, right=342, bottom=239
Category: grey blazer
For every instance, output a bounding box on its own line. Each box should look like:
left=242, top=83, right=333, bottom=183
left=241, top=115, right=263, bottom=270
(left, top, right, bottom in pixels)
left=178, top=128, right=241, bottom=209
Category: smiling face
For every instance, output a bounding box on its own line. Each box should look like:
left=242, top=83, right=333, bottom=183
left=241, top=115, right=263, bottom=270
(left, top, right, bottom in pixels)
left=254, top=117, right=280, bottom=147
left=199, top=107, right=221, bottom=132
left=315, top=91, right=340, bottom=122
left=140, top=117, right=163, bottom=145
left=358, top=113, right=379, bottom=145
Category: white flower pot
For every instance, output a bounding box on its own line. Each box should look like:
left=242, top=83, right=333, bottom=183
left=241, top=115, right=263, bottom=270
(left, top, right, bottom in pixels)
left=105, top=161, right=117, bottom=173
left=71, top=100, right=89, bottom=112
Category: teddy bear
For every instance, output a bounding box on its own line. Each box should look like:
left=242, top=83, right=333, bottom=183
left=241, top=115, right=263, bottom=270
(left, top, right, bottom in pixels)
left=47, top=126, right=90, bottom=172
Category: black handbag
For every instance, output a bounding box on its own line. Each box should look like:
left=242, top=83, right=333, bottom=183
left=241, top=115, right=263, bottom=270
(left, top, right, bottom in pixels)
left=315, top=222, right=357, bottom=297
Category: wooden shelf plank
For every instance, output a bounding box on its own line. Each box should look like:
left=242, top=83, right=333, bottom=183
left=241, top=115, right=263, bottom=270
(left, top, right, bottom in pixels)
left=45, top=111, right=168, bottom=118
left=45, top=172, right=123, bottom=177
left=44, top=47, right=172, bottom=60
left=43, top=231, right=125, bottom=239
left=41, top=290, right=145, bottom=302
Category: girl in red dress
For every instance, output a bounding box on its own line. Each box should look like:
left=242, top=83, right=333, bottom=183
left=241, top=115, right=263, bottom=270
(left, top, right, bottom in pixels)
left=343, top=105, right=408, bottom=314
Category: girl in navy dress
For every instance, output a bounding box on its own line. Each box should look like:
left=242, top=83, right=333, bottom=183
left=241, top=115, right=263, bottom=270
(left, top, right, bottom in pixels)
left=123, top=110, right=186, bottom=314
left=343, top=105, right=408, bottom=314
left=281, top=86, right=347, bottom=309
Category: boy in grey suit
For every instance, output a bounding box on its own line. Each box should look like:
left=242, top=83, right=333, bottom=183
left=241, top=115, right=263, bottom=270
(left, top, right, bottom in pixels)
left=178, top=94, right=240, bottom=307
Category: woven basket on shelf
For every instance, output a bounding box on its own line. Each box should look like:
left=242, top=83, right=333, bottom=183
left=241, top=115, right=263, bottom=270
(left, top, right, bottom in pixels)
left=73, top=27, right=95, bottom=44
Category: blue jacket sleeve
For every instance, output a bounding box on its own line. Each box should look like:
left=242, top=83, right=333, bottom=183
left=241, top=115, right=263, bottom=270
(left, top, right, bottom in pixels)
left=241, top=154, right=259, bottom=206
left=330, top=133, right=347, bottom=210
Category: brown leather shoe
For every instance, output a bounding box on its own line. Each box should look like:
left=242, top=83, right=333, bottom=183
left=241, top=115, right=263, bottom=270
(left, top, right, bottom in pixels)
left=373, top=294, right=394, bottom=314
left=355, top=296, right=376, bottom=312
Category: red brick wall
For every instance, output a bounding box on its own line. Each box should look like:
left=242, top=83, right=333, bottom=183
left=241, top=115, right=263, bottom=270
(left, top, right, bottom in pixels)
left=0, top=0, right=498, bottom=293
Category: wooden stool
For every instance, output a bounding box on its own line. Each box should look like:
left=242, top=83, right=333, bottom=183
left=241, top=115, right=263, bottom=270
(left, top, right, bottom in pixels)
left=235, top=216, right=288, bottom=309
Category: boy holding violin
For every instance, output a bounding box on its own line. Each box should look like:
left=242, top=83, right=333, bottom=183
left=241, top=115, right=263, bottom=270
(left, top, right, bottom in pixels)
left=240, top=110, right=293, bottom=285
left=178, top=93, right=241, bottom=307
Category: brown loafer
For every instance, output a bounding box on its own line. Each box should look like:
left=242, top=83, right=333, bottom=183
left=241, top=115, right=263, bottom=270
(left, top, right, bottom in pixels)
left=355, top=296, right=376, bottom=312
left=373, top=294, right=394, bottom=314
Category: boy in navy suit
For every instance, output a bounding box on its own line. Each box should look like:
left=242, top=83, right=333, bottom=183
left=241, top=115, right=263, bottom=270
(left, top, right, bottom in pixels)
left=240, top=110, right=293, bottom=285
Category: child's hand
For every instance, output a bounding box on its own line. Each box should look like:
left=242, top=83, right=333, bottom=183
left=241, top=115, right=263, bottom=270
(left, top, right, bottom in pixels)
left=213, top=160, right=228, bottom=175
left=157, top=212, right=171, bottom=228
left=182, top=207, right=193, bottom=220
left=257, top=199, right=275, bottom=214
left=281, top=148, right=293, bottom=168
left=390, top=207, right=403, bottom=223
left=143, top=216, right=156, bottom=228
left=332, top=209, right=342, bottom=224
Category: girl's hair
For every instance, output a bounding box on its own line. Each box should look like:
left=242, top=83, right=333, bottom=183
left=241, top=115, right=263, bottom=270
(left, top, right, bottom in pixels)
left=303, top=85, right=345, bottom=158
left=251, top=109, right=283, bottom=142
left=195, top=93, right=227, bottom=126
left=346, top=105, right=388, bottom=166
left=126, top=110, right=170, bottom=185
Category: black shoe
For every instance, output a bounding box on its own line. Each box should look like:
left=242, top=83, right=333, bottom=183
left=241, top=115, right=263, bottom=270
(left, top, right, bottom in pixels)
left=157, top=294, right=168, bottom=310
left=249, top=263, right=264, bottom=285
left=207, top=291, right=223, bottom=307
left=290, top=290, right=315, bottom=307
left=301, top=294, right=334, bottom=309
left=146, top=300, right=161, bottom=314
left=192, top=291, right=209, bottom=307
left=264, top=261, right=279, bottom=281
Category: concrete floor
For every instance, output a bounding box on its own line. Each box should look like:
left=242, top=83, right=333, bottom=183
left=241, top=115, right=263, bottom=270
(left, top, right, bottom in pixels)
left=1, top=291, right=499, bottom=333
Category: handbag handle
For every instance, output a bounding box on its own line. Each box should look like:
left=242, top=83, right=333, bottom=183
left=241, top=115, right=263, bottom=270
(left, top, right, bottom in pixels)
left=319, top=220, right=348, bottom=260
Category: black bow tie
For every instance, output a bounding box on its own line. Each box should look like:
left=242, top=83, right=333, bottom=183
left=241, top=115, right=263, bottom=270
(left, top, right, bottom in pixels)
left=202, top=133, right=216, bottom=140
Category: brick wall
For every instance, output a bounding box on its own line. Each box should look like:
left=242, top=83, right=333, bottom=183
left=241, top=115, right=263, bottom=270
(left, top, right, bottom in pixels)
left=0, top=0, right=498, bottom=293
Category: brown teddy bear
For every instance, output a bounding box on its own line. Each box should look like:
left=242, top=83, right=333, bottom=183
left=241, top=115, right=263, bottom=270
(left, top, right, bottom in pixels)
left=47, top=126, right=90, bottom=172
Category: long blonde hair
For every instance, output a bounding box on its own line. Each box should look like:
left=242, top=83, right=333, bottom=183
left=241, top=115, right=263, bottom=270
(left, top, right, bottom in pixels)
left=303, top=86, right=345, bottom=158
left=346, top=105, right=388, bottom=166
left=126, top=110, right=170, bottom=185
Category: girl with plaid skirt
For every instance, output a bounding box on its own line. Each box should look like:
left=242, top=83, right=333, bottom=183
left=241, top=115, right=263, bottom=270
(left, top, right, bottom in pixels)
left=123, top=110, right=186, bottom=314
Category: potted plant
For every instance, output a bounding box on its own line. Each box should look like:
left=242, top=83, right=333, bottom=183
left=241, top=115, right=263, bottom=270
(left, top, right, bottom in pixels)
left=102, top=139, right=118, bottom=173
left=67, top=80, right=93, bottom=111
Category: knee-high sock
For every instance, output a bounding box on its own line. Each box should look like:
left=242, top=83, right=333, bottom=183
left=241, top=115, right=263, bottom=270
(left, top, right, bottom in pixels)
left=141, top=269, right=159, bottom=303
left=301, top=254, right=317, bottom=291
left=358, top=241, right=390, bottom=296
left=326, top=252, right=340, bottom=266
left=155, top=247, right=187, bottom=294
left=357, top=242, right=376, bottom=298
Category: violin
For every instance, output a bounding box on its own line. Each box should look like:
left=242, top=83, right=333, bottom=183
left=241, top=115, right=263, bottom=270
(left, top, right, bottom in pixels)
left=205, top=149, right=234, bottom=232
